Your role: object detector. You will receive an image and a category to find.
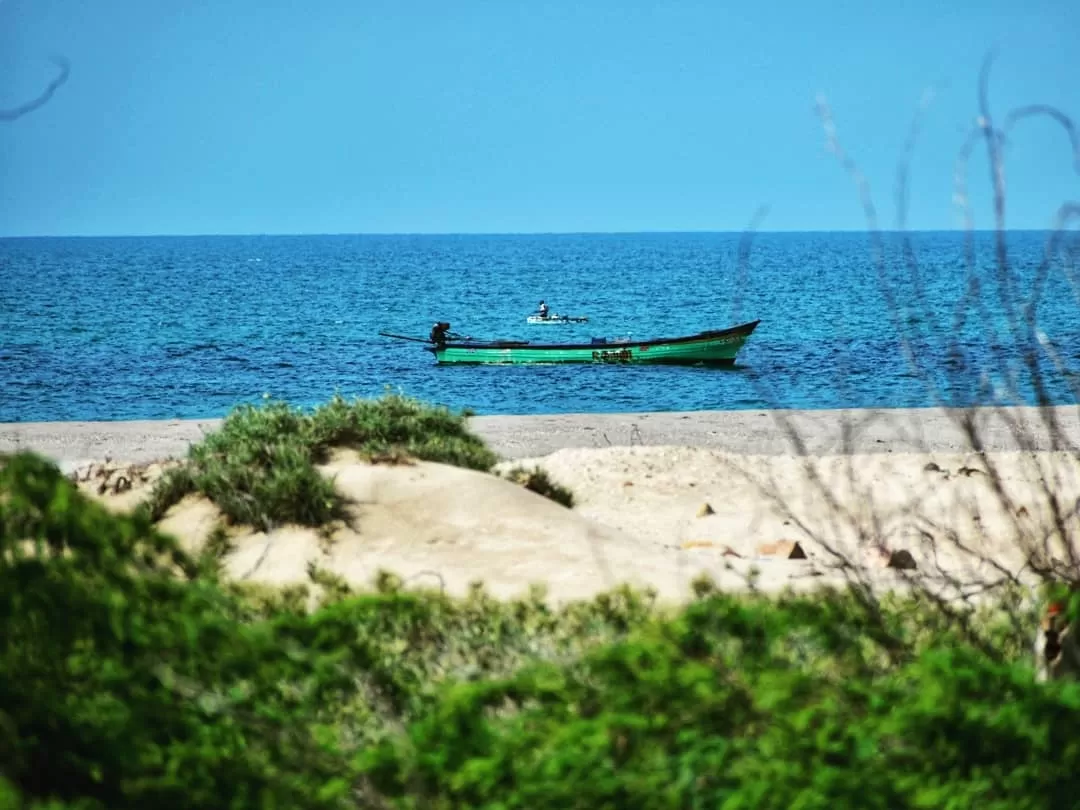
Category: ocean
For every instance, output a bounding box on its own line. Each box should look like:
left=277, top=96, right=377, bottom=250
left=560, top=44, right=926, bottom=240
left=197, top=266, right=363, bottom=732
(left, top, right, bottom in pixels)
left=1, top=231, right=1077, bottom=422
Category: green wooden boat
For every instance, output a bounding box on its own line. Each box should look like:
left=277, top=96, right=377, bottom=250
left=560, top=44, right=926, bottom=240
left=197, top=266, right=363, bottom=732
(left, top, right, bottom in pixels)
left=380, top=320, right=760, bottom=366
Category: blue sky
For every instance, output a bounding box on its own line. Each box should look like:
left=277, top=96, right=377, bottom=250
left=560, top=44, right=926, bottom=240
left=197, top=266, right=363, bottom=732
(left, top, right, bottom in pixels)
left=1, top=0, right=1077, bottom=236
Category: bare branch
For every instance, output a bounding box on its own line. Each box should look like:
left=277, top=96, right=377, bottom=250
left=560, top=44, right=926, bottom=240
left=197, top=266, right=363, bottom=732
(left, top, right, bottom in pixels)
left=731, top=204, right=769, bottom=324
left=1004, top=105, right=1080, bottom=172
left=0, top=56, right=71, bottom=123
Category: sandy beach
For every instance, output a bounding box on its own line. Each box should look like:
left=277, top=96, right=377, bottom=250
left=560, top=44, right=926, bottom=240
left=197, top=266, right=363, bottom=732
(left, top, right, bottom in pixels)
left=3, top=404, right=1079, bottom=604
left=3, top=404, right=1079, bottom=467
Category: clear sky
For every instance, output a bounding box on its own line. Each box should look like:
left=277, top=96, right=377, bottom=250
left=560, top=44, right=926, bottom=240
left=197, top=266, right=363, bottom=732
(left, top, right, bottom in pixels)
left=1, top=0, right=1077, bottom=236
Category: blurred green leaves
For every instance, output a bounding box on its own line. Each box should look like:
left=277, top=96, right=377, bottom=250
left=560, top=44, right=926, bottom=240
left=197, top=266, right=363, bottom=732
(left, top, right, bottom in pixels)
left=4, top=447, right=1080, bottom=809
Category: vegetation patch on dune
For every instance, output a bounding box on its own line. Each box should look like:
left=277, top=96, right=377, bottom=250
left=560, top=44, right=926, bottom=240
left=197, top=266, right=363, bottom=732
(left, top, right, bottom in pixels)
left=501, top=464, right=576, bottom=508
left=143, top=393, right=497, bottom=531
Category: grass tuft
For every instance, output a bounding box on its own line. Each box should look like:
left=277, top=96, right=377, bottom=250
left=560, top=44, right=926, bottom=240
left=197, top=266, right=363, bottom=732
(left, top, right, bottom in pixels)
left=503, top=465, right=576, bottom=508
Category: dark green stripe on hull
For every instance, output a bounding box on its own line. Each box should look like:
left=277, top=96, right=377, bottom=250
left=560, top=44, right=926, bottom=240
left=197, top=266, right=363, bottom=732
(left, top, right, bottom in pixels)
left=433, top=355, right=741, bottom=367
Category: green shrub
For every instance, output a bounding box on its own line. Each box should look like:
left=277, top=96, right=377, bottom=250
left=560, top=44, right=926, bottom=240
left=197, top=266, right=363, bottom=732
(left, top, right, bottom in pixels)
left=0, top=452, right=353, bottom=809
left=359, top=592, right=1080, bottom=809
left=304, top=392, right=496, bottom=471
left=145, top=393, right=497, bottom=530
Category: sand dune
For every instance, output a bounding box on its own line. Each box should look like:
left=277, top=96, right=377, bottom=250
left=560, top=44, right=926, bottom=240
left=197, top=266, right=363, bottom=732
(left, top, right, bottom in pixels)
left=59, top=439, right=1080, bottom=604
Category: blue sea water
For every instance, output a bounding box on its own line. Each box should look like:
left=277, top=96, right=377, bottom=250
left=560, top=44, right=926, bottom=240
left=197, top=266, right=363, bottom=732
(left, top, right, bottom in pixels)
left=1, top=231, right=1078, bottom=422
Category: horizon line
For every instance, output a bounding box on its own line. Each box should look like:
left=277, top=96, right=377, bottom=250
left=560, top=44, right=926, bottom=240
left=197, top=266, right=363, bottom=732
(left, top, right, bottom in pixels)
left=0, top=227, right=1063, bottom=240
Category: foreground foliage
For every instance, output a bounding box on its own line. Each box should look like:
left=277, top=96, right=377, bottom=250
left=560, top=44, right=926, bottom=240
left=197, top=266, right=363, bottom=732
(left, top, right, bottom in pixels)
left=143, top=392, right=498, bottom=530
left=3, top=450, right=1080, bottom=809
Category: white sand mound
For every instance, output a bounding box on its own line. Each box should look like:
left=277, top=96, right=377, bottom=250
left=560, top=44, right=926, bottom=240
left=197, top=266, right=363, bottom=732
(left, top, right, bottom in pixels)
left=208, top=450, right=677, bottom=600
left=82, top=449, right=751, bottom=603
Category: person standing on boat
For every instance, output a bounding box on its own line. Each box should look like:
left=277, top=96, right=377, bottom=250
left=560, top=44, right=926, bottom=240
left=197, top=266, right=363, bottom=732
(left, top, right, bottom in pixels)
left=537, top=300, right=549, bottom=319
left=429, top=321, right=451, bottom=345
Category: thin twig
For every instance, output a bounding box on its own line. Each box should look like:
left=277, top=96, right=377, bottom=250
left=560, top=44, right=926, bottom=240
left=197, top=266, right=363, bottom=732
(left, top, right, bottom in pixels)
left=0, top=56, right=71, bottom=122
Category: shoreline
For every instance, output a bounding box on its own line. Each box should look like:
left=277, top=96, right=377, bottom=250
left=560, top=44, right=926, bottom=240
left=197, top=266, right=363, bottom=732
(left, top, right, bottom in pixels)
left=1, top=404, right=1077, bottom=467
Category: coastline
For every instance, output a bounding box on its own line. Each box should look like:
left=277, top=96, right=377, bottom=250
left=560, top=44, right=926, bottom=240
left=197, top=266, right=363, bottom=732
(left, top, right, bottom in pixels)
left=1, top=403, right=1077, bottom=468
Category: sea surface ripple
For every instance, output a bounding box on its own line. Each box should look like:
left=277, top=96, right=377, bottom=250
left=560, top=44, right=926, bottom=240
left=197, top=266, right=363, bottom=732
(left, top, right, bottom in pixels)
left=1, top=231, right=1077, bottom=421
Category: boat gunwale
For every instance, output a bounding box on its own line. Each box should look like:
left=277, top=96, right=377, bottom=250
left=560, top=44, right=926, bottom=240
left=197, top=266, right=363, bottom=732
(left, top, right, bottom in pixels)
left=431, top=319, right=761, bottom=353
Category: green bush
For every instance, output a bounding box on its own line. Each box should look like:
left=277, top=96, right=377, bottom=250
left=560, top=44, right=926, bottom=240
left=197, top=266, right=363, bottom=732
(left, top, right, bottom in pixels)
left=145, top=392, right=497, bottom=530
left=360, top=593, right=1080, bottom=809
left=0, top=451, right=357, bottom=809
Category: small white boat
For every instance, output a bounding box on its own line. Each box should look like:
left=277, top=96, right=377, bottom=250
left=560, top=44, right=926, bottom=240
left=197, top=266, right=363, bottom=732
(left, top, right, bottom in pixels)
left=526, top=313, right=589, bottom=324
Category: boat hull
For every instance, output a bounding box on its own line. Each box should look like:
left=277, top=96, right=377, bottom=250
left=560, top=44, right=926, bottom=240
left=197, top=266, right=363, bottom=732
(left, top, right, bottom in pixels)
left=526, top=314, right=589, bottom=324
left=429, top=320, right=759, bottom=366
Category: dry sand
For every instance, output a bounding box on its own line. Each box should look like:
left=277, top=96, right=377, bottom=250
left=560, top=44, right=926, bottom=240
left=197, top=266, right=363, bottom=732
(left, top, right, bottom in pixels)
left=5, top=405, right=1079, bottom=604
